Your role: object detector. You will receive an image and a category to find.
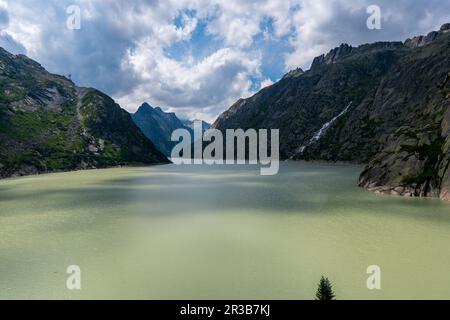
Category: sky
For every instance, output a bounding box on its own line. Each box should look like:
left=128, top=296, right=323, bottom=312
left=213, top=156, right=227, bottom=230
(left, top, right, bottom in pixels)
left=0, top=0, right=449, bottom=122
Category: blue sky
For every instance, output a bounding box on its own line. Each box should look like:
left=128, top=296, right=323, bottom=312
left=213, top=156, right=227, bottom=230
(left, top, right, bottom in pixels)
left=0, top=0, right=449, bottom=121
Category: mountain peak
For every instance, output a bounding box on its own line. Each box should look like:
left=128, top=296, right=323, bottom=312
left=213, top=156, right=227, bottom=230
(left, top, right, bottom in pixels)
left=310, top=23, right=450, bottom=69
left=132, top=103, right=192, bottom=156
left=440, top=23, right=450, bottom=32
left=136, top=102, right=162, bottom=116
left=404, top=23, right=450, bottom=48
left=311, top=43, right=353, bottom=69
left=137, top=102, right=154, bottom=110
left=283, top=68, right=304, bottom=79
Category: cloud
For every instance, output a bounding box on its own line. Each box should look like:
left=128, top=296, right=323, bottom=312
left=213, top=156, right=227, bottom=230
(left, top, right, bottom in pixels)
left=260, top=78, right=274, bottom=89
left=0, top=0, right=26, bottom=53
left=119, top=45, right=261, bottom=121
left=2, top=0, right=290, bottom=121
left=0, top=0, right=449, bottom=121
left=284, top=0, right=450, bottom=70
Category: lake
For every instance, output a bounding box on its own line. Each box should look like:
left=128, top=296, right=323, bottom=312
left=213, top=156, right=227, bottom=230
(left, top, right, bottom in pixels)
left=0, top=162, right=449, bottom=299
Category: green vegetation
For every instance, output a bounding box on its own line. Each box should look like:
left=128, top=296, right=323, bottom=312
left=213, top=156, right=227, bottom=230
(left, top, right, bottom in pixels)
left=0, top=47, right=167, bottom=178
left=315, top=276, right=336, bottom=300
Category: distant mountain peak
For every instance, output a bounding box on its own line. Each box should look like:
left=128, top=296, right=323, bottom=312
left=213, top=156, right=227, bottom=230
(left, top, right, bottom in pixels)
left=135, top=102, right=154, bottom=113
left=181, top=119, right=211, bottom=132
left=283, top=68, right=304, bottom=79
left=311, top=43, right=353, bottom=69
left=132, top=102, right=213, bottom=156
left=404, top=23, right=450, bottom=48
left=132, top=103, right=193, bottom=156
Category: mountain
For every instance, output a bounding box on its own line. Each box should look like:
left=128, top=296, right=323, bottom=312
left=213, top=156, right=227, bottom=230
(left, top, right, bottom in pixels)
left=181, top=119, right=212, bottom=133
left=132, top=104, right=212, bottom=156
left=213, top=24, right=450, bottom=201
left=0, top=48, right=168, bottom=178
left=132, top=103, right=193, bottom=156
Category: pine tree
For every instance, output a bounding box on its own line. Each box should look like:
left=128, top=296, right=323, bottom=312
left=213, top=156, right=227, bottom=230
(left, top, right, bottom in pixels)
left=315, top=276, right=336, bottom=300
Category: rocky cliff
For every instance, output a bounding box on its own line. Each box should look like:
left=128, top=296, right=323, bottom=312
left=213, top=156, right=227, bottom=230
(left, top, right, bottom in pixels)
left=358, top=26, right=450, bottom=200
left=213, top=24, right=450, bottom=200
left=0, top=48, right=168, bottom=178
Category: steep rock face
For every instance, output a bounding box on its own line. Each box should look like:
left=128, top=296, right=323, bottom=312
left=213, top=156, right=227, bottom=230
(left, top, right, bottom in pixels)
left=132, top=103, right=193, bottom=156
left=214, top=41, right=408, bottom=161
left=358, top=37, right=450, bottom=199
left=404, top=31, right=439, bottom=48
left=311, top=43, right=354, bottom=69
left=213, top=24, right=450, bottom=200
left=0, top=48, right=168, bottom=178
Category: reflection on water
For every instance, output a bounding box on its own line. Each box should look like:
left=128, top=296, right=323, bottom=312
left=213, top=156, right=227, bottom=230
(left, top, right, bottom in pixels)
left=0, top=162, right=449, bottom=299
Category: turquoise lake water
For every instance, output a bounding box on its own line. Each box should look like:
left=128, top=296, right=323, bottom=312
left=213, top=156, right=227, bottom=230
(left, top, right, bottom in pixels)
left=0, top=162, right=449, bottom=299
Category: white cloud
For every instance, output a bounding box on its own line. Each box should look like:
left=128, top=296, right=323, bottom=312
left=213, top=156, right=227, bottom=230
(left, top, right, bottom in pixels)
left=285, top=0, right=450, bottom=71
left=0, top=0, right=449, bottom=121
left=119, top=44, right=260, bottom=122
left=260, top=78, right=274, bottom=89
left=2, top=0, right=291, bottom=120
